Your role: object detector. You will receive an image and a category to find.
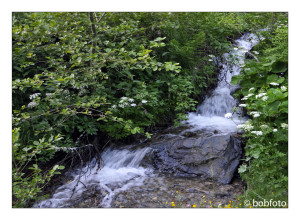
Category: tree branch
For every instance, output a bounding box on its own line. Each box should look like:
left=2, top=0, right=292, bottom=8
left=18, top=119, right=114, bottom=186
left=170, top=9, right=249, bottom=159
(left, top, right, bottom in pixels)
left=96, top=12, right=106, bottom=23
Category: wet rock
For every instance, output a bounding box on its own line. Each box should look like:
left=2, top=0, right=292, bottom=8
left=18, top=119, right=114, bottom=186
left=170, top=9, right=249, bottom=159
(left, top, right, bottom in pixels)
left=149, top=133, right=242, bottom=184
left=182, top=131, right=198, bottom=137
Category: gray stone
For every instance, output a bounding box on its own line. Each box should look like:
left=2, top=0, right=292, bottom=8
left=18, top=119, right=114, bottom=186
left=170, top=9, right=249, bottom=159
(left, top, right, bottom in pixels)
left=146, top=131, right=242, bottom=184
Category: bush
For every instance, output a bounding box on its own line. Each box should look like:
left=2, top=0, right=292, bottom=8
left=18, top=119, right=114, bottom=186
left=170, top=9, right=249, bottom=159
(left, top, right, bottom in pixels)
left=231, top=17, right=288, bottom=202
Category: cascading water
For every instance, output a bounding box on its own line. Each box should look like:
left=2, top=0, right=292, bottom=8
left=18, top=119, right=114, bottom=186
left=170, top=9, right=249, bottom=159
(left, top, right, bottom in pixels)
left=186, top=32, right=260, bottom=132
left=34, top=147, right=153, bottom=208
left=34, top=32, right=260, bottom=208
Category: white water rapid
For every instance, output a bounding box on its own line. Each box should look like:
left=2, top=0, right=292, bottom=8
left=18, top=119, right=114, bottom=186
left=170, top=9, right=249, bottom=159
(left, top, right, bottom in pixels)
left=185, top=32, right=260, bottom=133
left=34, top=147, right=153, bottom=208
left=34, top=32, right=260, bottom=208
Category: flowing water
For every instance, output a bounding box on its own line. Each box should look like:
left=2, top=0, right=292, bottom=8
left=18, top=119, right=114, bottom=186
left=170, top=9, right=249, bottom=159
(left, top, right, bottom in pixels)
left=34, top=33, right=260, bottom=208
left=186, top=33, right=260, bottom=133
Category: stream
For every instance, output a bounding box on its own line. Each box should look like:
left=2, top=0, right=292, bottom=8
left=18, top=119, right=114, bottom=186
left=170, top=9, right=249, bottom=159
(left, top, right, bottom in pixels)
left=34, top=32, right=260, bottom=208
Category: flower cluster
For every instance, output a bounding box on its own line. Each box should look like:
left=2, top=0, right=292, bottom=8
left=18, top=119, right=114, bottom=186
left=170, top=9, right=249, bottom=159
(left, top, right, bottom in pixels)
left=281, top=123, right=288, bottom=129
left=262, top=96, right=268, bottom=101
left=29, top=93, right=41, bottom=100
left=249, top=111, right=261, bottom=118
left=113, top=97, right=148, bottom=109
left=260, top=124, right=269, bottom=129
left=251, top=131, right=263, bottom=136
left=237, top=121, right=254, bottom=131
left=281, top=86, right=287, bottom=92
left=255, top=93, right=266, bottom=99
left=28, top=101, right=37, bottom=108
left=254, top=92, right=268, bottom=101
left=241, top=93, right=254, bottom=100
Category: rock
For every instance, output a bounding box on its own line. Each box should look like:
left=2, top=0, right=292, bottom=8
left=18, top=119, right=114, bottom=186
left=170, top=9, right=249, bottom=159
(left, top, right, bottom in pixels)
left=182, top=131, right=197, bottom=137
left=148, top=132, right=242, bottom=184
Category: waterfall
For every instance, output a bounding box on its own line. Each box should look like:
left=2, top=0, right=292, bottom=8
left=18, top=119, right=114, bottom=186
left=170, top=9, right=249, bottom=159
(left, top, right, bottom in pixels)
left=185, top=33, right=260, bottom=133
left=34, top=147, right=153, bottom=208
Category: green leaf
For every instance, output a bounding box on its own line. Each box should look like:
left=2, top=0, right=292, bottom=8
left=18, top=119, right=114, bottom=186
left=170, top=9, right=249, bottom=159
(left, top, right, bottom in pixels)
left=271, top=61, right=287, bottom=73
left=266, top=75, right=278, bottom=84
left=238, top=164, right=247, bottom=173
left=231, top=75, right=240, bottom=85
left=277, top=77, right=285, bottom=84
left=252, top=151, right=260, bottom=159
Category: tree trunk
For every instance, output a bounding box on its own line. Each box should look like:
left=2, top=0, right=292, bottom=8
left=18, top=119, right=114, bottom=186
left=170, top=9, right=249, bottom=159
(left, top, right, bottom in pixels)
left=88, top=12, right=97, bottom=66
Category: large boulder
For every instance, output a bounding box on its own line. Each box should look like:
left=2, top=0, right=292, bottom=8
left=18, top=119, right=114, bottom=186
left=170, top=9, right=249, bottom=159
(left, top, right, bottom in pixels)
left=145, top=130, right=242, bottom=184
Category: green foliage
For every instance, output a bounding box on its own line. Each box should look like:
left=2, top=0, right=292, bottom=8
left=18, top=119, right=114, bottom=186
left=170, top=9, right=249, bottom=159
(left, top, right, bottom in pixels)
left=12, top=12, right=202, bottom=206
left=231, top=17, right=288, bottom=202
left=12, top=127, right=65, bottom=207
left=12, top=12, right=285, bottom=207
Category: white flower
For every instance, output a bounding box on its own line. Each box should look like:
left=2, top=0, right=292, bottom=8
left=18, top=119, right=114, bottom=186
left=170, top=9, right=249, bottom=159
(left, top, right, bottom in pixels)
left=281, top=86, right=287, bottom=92
left=256, top=93, right=267, bottom=99
left=128, top=98, right=134, bottom=102
left=281, top=123, right=288, bottom=129
left=234, top=47, right=238, bottom=50
left=29, top=93, right=41, bottom=100
left=120, top=97, right=129, bottom=103
left=273, top=129, right=278, bottom=132
left=208, top=59, right=213, bottom=62
left=28, top=101, right=37, bottom=108
left=237, top=124, right=244, bottom=129
left=270, top=82, right=279, bottom=86
left=251, top=131, right=263, bottom=136
left=252, top=51, right=259, bottom=55
left=239, top=104, right=247, bottom=107
left=253, top=113, right=260, bottom=118
left=141, top=100, right=148, bottom=103
left=111, top=105, right=116, bottom=109
left=224, top=113, right=232, bottom=119
left=262, top=96, right=268, bottom=101
left=130, top=103, right=136, bottom=107
left=260, top=125, right=269, bottom=130
left=249, top=88, right=255, bottom=92
left=237, top=121, right=254, bottom=131
left=250, top=111, right=261, bottom=115
left=208, top=55, right=215, bottom=58
left=242, top=93, right=254, bottom=100
left=118, top=104, right=125, bottom=108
